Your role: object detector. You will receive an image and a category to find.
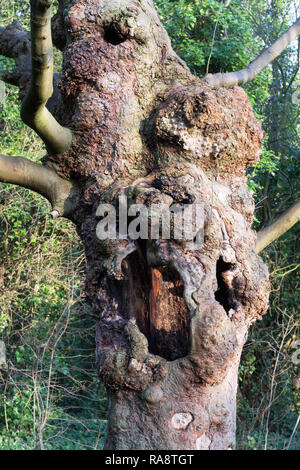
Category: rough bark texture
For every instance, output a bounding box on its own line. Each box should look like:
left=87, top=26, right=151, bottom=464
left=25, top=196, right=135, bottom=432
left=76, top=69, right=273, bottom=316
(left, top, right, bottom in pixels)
left=1, top=0, right=271, bottom=450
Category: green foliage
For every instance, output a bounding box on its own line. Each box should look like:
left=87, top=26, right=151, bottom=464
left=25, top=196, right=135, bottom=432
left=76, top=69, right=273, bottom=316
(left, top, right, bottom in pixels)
left=0, top=178, right=108, bottom=448
left=0, top=184, right=108, bottom=448
left=155, top=0, right=261, bottom=75
left=247, top=142, right=280, bottom=207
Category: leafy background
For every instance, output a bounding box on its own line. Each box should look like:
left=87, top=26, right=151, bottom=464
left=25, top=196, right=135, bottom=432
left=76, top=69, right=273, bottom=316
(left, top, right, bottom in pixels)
left=0, top=0, right=299, bottom=450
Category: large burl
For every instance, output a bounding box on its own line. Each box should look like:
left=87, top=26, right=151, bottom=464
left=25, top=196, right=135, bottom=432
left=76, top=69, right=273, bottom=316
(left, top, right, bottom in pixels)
left=2, top=0, right=272, bottom=450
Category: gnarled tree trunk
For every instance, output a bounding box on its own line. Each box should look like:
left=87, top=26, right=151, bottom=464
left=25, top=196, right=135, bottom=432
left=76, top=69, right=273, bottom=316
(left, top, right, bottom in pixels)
left=1, top=0, right=278, bottom=450
left=54, top=0, right=269, bottom=450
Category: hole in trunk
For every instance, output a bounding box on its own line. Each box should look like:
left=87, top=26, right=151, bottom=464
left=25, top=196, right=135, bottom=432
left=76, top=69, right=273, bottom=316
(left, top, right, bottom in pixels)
left=214, top=256, right=238, bottom=315
left=124, top=248, right=190, bottom=361
left=104, top=23, right=129, bottom=45
left=147, top=266, right=190, bottom=361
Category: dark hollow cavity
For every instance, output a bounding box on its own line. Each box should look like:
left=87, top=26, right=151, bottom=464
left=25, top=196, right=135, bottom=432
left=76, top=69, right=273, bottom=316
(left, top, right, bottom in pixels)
left=215, top=256, right=238, bottom=315
left=104, top=23, right=129, bottom=45
left=124, top=249, right=190, bottom=361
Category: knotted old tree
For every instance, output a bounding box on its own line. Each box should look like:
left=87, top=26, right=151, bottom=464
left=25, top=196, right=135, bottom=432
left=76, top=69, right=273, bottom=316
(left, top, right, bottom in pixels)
left=1, top=0, right=300, bottom=450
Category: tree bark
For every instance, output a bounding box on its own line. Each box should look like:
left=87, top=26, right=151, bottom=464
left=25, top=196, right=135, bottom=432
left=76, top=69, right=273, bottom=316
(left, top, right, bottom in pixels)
left=0, top=0, right=283, bottom=450
left=104, top=338, right=243, bottom=450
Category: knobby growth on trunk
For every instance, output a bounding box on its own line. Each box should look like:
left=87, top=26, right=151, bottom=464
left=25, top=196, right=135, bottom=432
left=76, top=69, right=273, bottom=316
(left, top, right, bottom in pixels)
left=0, top=0, right=299, bottom=450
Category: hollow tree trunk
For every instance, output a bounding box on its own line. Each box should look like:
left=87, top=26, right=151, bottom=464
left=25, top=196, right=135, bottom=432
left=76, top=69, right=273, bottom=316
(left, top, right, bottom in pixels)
left=54, top=0, right=270, bottom=450
left=2, top=0, right=270, bottom=449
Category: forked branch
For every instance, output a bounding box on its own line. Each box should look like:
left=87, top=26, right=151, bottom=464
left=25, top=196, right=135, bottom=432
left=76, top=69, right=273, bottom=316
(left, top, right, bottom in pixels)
left=0, top=155, right=76, bottom=218
left=20, top=0, right=72, bottom=155
left=255, top=199, right=300, bottom=253
left=203, top=17, right=300, bottom=87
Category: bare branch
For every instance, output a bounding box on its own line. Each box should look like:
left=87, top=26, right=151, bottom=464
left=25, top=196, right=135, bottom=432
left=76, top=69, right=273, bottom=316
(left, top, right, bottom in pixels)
left=20, top=0, right=73, bottom=155
left=0, top=155, right=76, bottom=218
left=203, top=17, right=300, bottom=88
left=255, top=199, right=300, bottom=253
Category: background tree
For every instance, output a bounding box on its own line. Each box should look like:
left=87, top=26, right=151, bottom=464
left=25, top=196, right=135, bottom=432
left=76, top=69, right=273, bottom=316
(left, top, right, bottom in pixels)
left=3, top=0, right=298, bottom=445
